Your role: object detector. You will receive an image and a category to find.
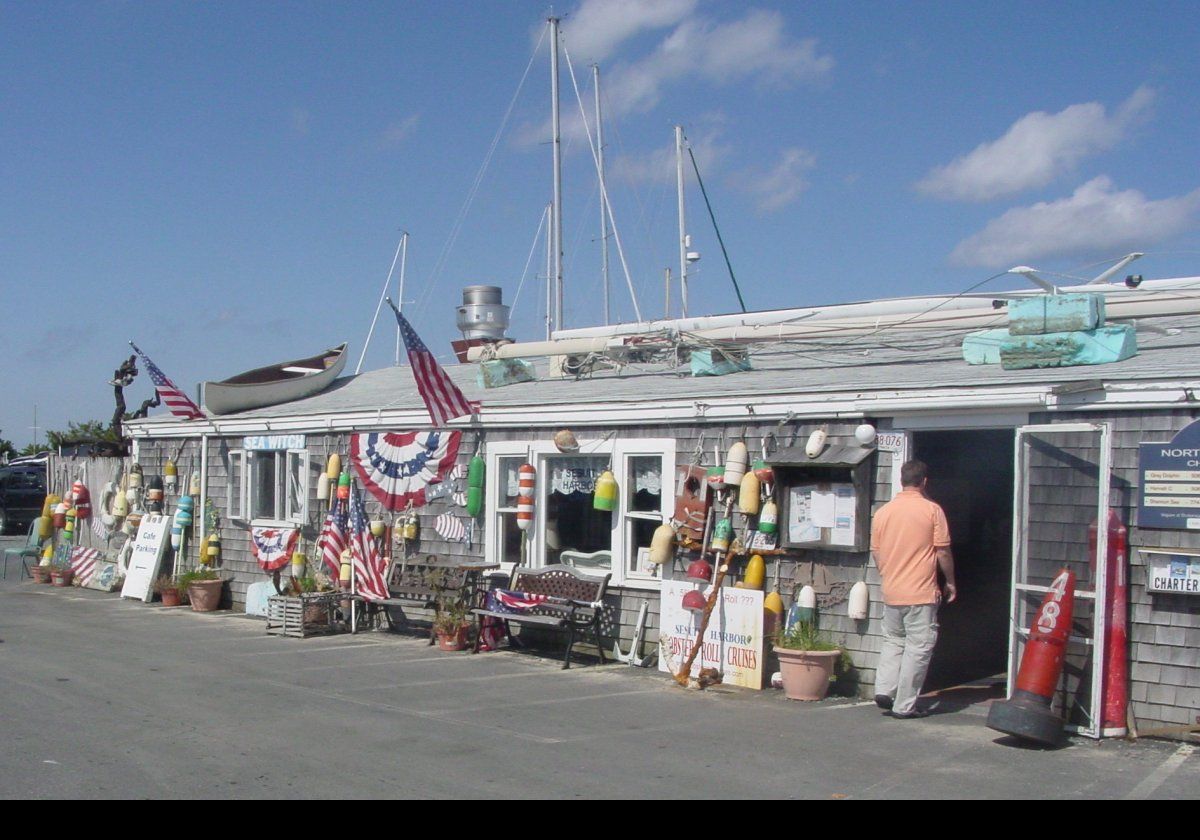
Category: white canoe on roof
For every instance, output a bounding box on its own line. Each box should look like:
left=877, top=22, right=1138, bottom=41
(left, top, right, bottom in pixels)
left=202, top=343, right=348, bottom=415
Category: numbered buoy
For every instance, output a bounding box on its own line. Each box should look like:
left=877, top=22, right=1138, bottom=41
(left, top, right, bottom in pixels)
left=744, top=554, right=766, bottom=590
left=724, top=441, right=748, bottom=486
left=805, top=429, right=827, bottom=459
left=517, top=463, right=536, bottom=498
left=848, top=581, right=869, bottom=619
left=593, top=470, right=618, bottom=511
left=738, top=472, right=761, bottom=515
left=649, top=522, right=676, bottom=565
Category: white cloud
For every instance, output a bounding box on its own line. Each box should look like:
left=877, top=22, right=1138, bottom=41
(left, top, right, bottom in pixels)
left=562, top=0, right=697, bottom=62
left=949, top=176, right=1200, bottom=267
left=610, top=127, right=731, bottom=185
left=377, top=115, right=419, bottom=149
left=733, top=147, right=816, bottom=213
left=918, top=87, right=1156, bottom=202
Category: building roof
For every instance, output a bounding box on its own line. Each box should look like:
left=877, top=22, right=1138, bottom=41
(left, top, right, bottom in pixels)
left=125, top=314, right=1200, bottom=435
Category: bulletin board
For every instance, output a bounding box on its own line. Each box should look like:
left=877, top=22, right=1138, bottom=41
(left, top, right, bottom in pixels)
left=770, top=445, right=874, bottom=552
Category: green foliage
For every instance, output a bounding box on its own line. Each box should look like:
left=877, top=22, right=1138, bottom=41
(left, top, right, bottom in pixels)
left=775, top=620, right=840, bottom=652
left=151, top=574, right=179, bottom=595
left=177, top=567, right=220, bottom=590
left=46, top=419, right=120, bottom=449
left=0, top=435, right=15, bottom=459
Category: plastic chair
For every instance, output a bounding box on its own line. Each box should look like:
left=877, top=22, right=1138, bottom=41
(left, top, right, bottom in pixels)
left=3, top=521, right=42, bottom=579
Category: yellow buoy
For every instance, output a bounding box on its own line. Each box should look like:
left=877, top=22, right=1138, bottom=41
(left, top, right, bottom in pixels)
left=738, top=472, right=761, bottom=515
left=204, top=533, right=221, bottom=564
left=649, top=522, right=676, bottom=565
left=744, top=554, right=766, bottom=590
left=326, top=453, right=341, bottom=480
left=36, top=515, right=52, bottom=541
left=593, top=470, right=618, bottom=511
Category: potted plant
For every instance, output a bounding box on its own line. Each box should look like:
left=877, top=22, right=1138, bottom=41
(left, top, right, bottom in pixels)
left=178, top=567, right=224, bottom=612
left=290, top=572, right=336, bottom=626
left=773, top=620, right=841, bottom=701
left=49, top=559, right=74, bottom=587
left=153, top=574, right=182, bottom=607
left=428, top=569, right=472, bottom=651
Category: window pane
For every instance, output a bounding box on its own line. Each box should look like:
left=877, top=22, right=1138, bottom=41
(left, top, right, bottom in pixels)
left=286, top=451, right=305, bottom=521
left=544, top=455, right=611, bottom=569
left=628, top=516, right=660, bottom=577
left=498, top=511, right=523, bottom=564
left=627, top=455, right=662, bottom=513
left=498, top=456, right=523, bottom=508
left=251, top=453, right=277, bottom=520
left=228, top=452, right=244, bottom=519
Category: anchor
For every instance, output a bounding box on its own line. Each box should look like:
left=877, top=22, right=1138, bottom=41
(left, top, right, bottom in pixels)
left=613, top=599, right=656, bottom=667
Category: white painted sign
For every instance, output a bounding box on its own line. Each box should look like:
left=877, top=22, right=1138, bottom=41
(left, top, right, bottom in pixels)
left=1145, top=552, right=1200, bottom=595
left=659, top=580, right=764, bottom=689
left=243, top=434, right=306, bottom=451
left=120, top=514, right=170, bottom=603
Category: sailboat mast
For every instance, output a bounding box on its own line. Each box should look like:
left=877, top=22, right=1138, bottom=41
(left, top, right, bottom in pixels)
left=395, top=231, right=408, bottom=366
left=676, top=125, right=689, bottom=317
left=549, top=16, right=564, bottom=332
left=595, top=64, right=610, bottom=325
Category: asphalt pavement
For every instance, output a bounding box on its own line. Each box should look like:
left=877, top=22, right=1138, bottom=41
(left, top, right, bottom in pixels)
left=1, top=535, right=1196, bottom=799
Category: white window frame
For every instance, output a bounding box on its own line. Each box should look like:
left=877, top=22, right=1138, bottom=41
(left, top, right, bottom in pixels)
left=228, top=450, right=248, bottom=520
left=484, top=438, right=675, bottom=589
left=233, top=448, right=309, bottom=526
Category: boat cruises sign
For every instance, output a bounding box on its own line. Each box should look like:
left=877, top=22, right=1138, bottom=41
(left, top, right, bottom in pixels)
left=1139, top=418, right=1200, bottom=531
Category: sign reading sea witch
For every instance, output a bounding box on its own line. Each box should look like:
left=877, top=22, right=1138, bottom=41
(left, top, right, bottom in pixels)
left=244, top=434, right=306, bottom=451
left=1138, top=418, right=1200, bottom=530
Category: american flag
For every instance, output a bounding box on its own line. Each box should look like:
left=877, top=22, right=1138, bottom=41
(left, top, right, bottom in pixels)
left=387, top=300, right=479, bottom=427
left=318, top=495, right=348, bottom=581
left=486, top=588, right=551, bottom=614
left=129, top=342, right=204, bottom=420
left=69, top=547, right=102, bottom=587
left=348, top=484, right=389, bottom=601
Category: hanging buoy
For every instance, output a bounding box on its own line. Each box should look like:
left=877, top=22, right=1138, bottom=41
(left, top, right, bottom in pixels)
left=128, top=463, right=143, bottom=489
left=744, top=554, right=766, bottom=590
left=100, top=482, right=118, bottom=527
left=805, top=429, right=827, bottom=459
left=188, top=471, right=201, bottom=496
left=724, top=442, right=748, bottom=486
left=401, top=510, right=420, bottom=541
left=752, top=459, right=774, bottom=485
left=339, top=548, right=353, bottom=588
left=685, top=557, right=713, bottom=583
left=177, top=494, right=194, bottom=514
left=710, top=517, right=733, bottom=553
left=854, top=424, right=877, bottom=446
left=682, top=589, right=708, bottom=614
left=41, top=494, right=60, bottom=519
left=553, top=429, right=579, bottom=453
left=517, top=463, right=536, bottom=498
left=370, top=519, right=386, bottom=538
left=317, top=472, right=330, bottom=501
left=738, top=472, right=761, bottom=515
left=516, top=496, right=534, bottom=531
left=789, top=585, right=817, bottom=627
left=593, top=470, right=618, bottom=511
left=146, top=476, right=164, bottom=511
left=64, top=507, right=77, bottom=539
left=126, top=510, right=143, bottom=535
left=848, top=580, right=869, bottom=619
left=337, top=470, right=351, bottom=501
left=170, top=520, right=183, bottom=550
left=204, top=533, right=221, bottom=564
left=466, top=455, right=485, bottom=517
left=112, top=489, right=129, bottom=518
left=71, top=481, right=91, bottom=519
left=326, top=453, right=341, bottom=480
left=36, top=515, right=52, bottom=540
left=42, top=543, right=54, bottom=563
left=164, top=460, right=178, bottom=491
left=649, top=522, right=676, bottom=565
left=53, top=501, right=68, bottom=529
left=758, top=500, right=778, bottom=535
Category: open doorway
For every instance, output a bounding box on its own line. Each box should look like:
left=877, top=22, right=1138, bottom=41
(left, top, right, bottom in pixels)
left=911, top=428, right=1014, bottom=690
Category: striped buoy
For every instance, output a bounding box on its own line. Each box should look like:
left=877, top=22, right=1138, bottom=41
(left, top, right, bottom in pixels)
left=71, top=481, right=92, bottom=519
left=164, top=460, right=178, bottom=491
left=517, top=463, right=536, bottom=498
left=593, top=470, right=618, bottom=511
left=516, top=496, right=534, bottom=531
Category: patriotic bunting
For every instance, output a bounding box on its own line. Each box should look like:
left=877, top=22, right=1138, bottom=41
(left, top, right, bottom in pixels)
left=250, top=527, right=299, bottom=573
left=350, top=430, right=460, bottom=511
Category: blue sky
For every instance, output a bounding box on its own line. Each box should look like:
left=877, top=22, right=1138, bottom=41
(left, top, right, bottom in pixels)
left=2, top=1, right=1198, bottom=447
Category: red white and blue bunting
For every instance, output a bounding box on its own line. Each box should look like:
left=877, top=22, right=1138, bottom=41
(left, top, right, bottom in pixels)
left=251, top=527, right=299, bottom=573
left=350, top=430, right=461, bottom=511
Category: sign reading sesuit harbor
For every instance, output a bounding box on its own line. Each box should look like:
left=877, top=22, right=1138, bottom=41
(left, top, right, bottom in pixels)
left=1139, top=418, right=1200, bottom=530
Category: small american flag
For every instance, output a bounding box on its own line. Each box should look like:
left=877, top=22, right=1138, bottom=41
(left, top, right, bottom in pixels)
left=348, top=484, right=389, bottom=601
left=486, top=588, right=551, bottom=614
left=69, top=547, right=102, bottom=587
left=129, top=342, right=204, bottom=420
left=387, top=300, right=479, bottom=427
left=318, top=495, right=348, bottom=580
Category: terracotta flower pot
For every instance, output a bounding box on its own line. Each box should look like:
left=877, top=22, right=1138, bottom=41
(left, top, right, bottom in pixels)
left=51, top=569, right=74, bottom=587
left=774, top=647, right=840, bottom=701
left=436, top=625, right=469, bottom=651
left=31, top=566, right=53, bottom=584
left=187, top=579, right=224, bottom=612
left=161, top=588, right=182, bottom=607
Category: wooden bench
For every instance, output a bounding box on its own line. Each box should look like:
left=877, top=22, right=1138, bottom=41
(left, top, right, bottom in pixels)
left=367, top=555, right=472, bottom=644
left=471, top=564, right=610, bottom=669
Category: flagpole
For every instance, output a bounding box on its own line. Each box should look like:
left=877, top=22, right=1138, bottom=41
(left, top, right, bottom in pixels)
left=356, top=233, right=407, bottom=376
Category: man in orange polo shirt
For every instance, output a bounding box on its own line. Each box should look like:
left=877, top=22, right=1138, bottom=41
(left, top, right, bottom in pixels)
left=870, top=460, right=956, bottom=719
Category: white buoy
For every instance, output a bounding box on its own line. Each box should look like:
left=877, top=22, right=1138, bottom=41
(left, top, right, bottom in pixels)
left=724, top=441, right=748, bottom=486
left=805, top=429, right=827, bottom=459
left=848, top=581, right=869, bottom=619
left=855, top=424, right=877, bottom=446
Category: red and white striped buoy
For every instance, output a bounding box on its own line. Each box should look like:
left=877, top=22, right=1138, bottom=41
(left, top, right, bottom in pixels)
left=516, top=496, right=534, bottom=531
left=518, top=463, right=536, bottom=498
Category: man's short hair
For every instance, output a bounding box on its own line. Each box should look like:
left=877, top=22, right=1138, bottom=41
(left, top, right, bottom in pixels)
left=900, top=460, right=928, bottom=488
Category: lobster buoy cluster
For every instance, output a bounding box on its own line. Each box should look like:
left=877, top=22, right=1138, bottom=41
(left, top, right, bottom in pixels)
left=593, top=470, right=618, bottom=512
left=466, top=455, right=485, bottom=517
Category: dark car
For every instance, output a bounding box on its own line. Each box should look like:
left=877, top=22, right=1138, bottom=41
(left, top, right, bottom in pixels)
left=0, top=465, right=47, bottom=535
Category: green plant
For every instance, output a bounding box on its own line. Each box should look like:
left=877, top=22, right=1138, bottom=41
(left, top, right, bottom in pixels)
left=152, top=574, right=179, bottom=594
left=177, top=567, right=220, bottom=590
left=774, top=620, right=840, bottom=652
left=291, top=573, right=334, bottom=595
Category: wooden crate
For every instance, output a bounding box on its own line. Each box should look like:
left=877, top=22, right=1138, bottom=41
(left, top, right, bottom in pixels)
left=266, top=591, right=342, bottom=638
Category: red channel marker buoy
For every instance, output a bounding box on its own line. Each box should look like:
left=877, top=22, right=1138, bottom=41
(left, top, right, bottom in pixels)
left=987, top=568, right=1076, bottom=746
